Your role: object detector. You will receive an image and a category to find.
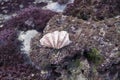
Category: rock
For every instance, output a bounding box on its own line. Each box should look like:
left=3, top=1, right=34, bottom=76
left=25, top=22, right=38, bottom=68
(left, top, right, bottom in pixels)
left=35, top=2, right=48, bottom=7
left=0, top=64, right=43, bottom=80
left=0, top=28, right=28, bottom=66
left=3, top=6, right=57, bottom=32
left=64, top=0, right=120, bottom=21
left=30, top=32, right=82, bottom=67
left=58, top=0, right=69, bottom=4
left=0, top=4, right=57, bottom=80
left=98, top=54, right=120, bottom=80
left=0, top=28, right=20, bottom=54
left=30, top=14, right=120, bottom=80
left=44, top=14, right=120, bottom=59
left=0, top=0, right=36, bottom=14
left=0, top=28, right=43, bottom=79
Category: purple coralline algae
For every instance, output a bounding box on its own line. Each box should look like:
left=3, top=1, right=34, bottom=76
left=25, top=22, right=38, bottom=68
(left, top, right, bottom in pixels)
left=3, top=6, right=57, bottom=32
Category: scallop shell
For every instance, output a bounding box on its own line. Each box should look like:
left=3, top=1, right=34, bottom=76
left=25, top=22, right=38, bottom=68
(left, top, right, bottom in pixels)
left=40, top=31, right=71, bottom=49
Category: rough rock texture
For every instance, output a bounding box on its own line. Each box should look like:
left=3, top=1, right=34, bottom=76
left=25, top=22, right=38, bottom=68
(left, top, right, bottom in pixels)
left=0, top=28, right=22, bottom=66
left=3, top=6, right=57, bottom=32
left=52, top=0, right=71, bottom=5
left=56, top=0, right=70, bottom=4
left=0, top=28, right=44, bottom=80
left=58, top=0, right=69, bottom=4
left=0, top=2, right=58, bottom=79
left=0, top=0, right=120, bottom=80
left=0, top=28, right=19, bottom=53
left=64, top=0, right=120, bottom=20
left=30, top=33, right=82, bottom=80
left=0, top=28, right=43, bottom=79
left=0, top=0, right=48, bottom=26
left=0, top=0, right=35, bottom=14
left=0, top=28, right=30, bottom=70
left=0, top=0, right=48, bottom=15
left=0, top=64, right=43, bottom=80
left=30, top=15, right=120, bottom=80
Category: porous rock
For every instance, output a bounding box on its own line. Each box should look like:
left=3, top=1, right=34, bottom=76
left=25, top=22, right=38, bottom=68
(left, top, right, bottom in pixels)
left=64, top=0, right=120, bottom=21
left=30, top=15, right=120, bottom=80
left=3, top=6, right=57, bottom=32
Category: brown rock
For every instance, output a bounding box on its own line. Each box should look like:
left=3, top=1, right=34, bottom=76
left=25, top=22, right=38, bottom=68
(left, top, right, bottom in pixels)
left=30, top=14, right=120, bottom=80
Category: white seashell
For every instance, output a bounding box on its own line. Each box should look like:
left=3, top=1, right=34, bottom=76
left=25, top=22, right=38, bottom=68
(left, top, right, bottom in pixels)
left=40, top=31, right=72, bottom=49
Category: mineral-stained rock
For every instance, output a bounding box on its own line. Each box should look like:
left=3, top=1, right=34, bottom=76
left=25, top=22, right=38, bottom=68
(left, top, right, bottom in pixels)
left=30, top=14, right=120, bottom=80
left=64, top=0, right=120, bottom=21
left=3, top=6, right=57, bottom=32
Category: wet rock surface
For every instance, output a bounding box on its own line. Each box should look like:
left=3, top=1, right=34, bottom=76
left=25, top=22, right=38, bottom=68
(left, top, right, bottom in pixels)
left=64, top=0, right=120, bottom=20
left=30, top=33, right=88, bottom=80
left=0, top=1, right=57, bottom=79
left=0, top=0, right=51, bottom=15
left=0, top=0, right=120, bottom=80
left=0, top=28, right=43, bottom=79
left=3, top=6, right=57, bottom=32
left=53, top=0, right=70, bottom=4
left=0, top=64, right=43, bottom=80
left=30, top=15, right=120, bottom=80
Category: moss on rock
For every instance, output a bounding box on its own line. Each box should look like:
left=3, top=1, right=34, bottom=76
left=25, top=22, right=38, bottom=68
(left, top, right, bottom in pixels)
left=85, top=48, right=103, bottom=65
